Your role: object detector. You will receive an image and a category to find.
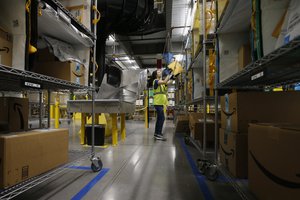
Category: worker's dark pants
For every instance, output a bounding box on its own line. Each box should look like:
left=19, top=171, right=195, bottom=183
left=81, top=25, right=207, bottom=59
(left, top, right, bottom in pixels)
left=154, top=105, right=165, bottom=135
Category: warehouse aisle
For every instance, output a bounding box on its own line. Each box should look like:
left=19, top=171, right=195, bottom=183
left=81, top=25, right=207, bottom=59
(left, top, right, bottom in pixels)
left=12, top=120, right=247, bottom=200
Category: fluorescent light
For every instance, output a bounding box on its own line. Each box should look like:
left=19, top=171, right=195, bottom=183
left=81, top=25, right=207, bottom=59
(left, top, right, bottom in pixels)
left=108, top=35, right=115, bottom=42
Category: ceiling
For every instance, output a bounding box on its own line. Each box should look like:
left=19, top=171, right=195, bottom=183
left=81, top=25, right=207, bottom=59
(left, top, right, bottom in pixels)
left=105, top=0, right=194, bottom=70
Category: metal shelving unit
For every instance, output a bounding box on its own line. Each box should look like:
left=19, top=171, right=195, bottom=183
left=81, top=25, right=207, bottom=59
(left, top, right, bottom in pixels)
left=187, top=34, right=215, bottom=71
left=217, top=36, right=300, bottom=89
left=214, top=1, right=300, bottom=199
left=186, top=96, right=215, bottom=105
left=0, top=0, right=99, bottom=198
left=0, top=64, right=90, bottom=91
left=43, top=0, right=95, bottom=40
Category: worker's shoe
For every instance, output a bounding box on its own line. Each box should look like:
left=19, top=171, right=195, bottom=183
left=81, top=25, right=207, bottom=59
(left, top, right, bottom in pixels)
left=154, top=134, right=167, bottom=141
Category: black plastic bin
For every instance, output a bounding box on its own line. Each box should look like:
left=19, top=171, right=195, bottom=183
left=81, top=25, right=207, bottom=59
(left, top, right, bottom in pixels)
left=85, top=124, right=105, bottom=146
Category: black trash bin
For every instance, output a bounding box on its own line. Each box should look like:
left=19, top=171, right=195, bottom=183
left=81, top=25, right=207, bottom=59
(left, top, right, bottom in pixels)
left=85, top=124, right=105, bottom=146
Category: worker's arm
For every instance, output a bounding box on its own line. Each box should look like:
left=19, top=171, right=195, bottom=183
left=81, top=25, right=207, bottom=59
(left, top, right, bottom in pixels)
left=157, top=74, right=172, bottom=85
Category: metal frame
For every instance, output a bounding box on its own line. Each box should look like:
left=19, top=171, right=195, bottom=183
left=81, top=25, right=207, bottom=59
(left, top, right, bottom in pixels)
left=0, top=64, right=90, bottom=91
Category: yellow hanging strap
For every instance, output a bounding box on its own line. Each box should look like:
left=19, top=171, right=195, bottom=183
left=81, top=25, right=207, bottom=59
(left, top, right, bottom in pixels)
left=208, top=49, right=216, bottom=96
left=92, top=5, right=101, bottom=25
left=205, top=0, right=216, bottom=37
left=26, top=0, right=37, bottom=54
left=25, top=0, right=31, bottom=13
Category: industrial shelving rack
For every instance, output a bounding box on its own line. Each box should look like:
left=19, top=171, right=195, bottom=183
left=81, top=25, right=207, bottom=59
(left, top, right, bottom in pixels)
left=0, top=0, right=99, bottom=199
left=213, top=0, right=300, bottom=199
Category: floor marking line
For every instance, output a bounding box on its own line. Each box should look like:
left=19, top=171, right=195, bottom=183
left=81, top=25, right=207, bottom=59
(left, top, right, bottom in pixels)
left=179, top=138, right=214, bottom=200
left=71, top=168, right=109, bottom=200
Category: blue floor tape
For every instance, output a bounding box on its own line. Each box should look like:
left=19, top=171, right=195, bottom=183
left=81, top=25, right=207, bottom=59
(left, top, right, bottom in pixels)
left=67, top=166, right=92, bottom=171
left=71, top=168, right=109, bottom=200
left=179, top=138, right=214, bottom=200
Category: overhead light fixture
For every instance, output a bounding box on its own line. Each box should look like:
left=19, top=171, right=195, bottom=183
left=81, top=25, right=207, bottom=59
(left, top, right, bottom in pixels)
left=108, top=35, right=115, bottom=42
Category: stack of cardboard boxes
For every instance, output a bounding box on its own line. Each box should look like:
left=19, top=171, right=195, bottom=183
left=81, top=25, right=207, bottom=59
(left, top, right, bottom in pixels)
left=0, top=97, right=69, bottom=189
left=175, top=114, right=190, bottom=134
left=33, top=48, right=85, bottom=85
left=220, top=91, right=300, bottom=179
left=189, top=112, right=219, bottom=146
left=248, top=123, right=300, bottom=199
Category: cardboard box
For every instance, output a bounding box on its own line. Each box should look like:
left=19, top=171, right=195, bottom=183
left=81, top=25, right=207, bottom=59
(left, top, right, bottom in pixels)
left=34, top=61, right=85, bottom=85
left=0, top=28, right=12, bottom=67
left=0, top=97, right=28, bottom=132
left=219, top=128, right=248, bottom=178
left=238, top=44, right=251, bottom=70
left=0, top=129, right=68, bottom=188
left=175, top=115, right=190, bottom=133
left=221, top=92, right=300, bottom=133
left=189, top=113, right=218, bottom=145
left=248, top=123, right=300, bottom=200
left=36, top=48, right=57, bottom=62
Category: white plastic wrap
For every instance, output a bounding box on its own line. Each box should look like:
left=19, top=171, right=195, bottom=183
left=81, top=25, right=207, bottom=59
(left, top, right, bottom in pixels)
left=43, top=36, right=83, bottom=64
left=193, top=68, right=204, bottom=99
left=0, top=0, right=26, bottom=70
left=284, top=0, right=300, bottom=43
left=217, top=0, right=251, bottom=34
left=38, top=3, right=93, bottom=47
left=219, top=32, right=249, bottom=82
left=261, top=0, right=290, bottom=55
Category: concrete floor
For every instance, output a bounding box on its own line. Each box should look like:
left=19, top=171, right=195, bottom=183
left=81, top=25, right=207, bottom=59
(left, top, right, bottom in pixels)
left=10, top=120, right=254, bottom=200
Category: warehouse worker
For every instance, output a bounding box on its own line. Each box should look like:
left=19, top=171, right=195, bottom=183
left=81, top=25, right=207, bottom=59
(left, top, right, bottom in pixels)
left=152, top=69, right=172, bottom=141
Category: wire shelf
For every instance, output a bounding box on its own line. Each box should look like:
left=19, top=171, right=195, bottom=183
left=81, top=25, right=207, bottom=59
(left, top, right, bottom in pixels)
left=217, top=36, right=300, bottom=89
left=0, top=64, right=90, bottom=91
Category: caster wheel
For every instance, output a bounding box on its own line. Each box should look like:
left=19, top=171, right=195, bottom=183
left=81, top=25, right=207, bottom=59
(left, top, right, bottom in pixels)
left=197, top=159, right=206, bottom=175
left=91, top=159, right=103, bottom=172
left=205, top=165, right=219, bottom=181
left=184, top=136, right=190, bottom=145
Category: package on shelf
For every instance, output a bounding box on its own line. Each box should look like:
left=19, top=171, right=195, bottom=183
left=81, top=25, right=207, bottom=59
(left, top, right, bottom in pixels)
left=33, top=60, right=86, bottom=85
left=0, top=129, right=68, bottom=189
left=0, top=97, right=28, bottom=133
left=175, top=114, right=190, bottom=133
left=238, top=44, right=251, bottom=69
left=219, top=128, right=248, bottom=178
left=188, top=112, right=218, bottom=146
left=261, top=0, right=290, bottom=56
left=248, top=123, right=300, bottom=200
left=219, top=32, right=250, bottom=82
left=221, top=91, right=300, bottom=133
left=284, top=0, right=300, bottom=42
left=58, top=0, right=91, bottom=31
left=0, top=28, right=12, bottom=67
left=0, top=0, right=26, bottom=70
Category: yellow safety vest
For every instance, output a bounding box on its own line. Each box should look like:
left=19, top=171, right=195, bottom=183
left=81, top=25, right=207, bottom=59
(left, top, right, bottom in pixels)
left=153, top=80, right=168, bottom=105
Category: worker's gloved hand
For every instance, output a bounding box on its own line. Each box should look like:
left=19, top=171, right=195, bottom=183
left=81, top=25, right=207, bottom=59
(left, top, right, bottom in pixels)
left=162, top=68, right=173, bottom=79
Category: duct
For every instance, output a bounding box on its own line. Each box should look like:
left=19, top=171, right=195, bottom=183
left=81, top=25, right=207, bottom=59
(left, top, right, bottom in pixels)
left=38, top=2, right=93, bottom=48
left=96, top=68, right=145, bottom=104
